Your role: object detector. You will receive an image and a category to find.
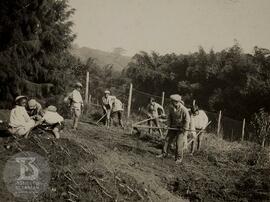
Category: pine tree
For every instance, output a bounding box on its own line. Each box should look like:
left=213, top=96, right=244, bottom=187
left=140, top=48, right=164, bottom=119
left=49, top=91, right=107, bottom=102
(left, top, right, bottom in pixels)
left=0, top=0, right=78, bottom=108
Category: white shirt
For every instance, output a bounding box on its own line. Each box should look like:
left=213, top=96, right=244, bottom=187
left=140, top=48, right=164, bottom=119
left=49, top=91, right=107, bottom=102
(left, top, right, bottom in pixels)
left=102, top=95, right=115, bottom=108
left=42, top=111, right=64, bottom=125
left=112, top=98, right=123, bottom=112
left=69, top=89, right=83, bottom=109
left=9, top=106, right=33, bottom=128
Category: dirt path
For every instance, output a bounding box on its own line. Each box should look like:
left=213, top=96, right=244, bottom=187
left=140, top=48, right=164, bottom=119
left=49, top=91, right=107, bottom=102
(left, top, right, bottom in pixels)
left=63, top=121, right=270, bottom=202
left=64, top=121, right=188, bottom=202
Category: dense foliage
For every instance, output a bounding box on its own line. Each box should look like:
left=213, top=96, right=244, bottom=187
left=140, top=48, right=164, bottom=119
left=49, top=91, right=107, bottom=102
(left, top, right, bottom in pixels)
left=0, top=0, right=78, bottom=108
left=125, top=42, right=270, bottom=120
left=251, top=108, right=270, bottom=147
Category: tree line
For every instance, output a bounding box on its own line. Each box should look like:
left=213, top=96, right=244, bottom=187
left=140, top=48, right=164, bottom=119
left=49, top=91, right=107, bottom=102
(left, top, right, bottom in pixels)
left=124, top=43, right=270, bottom=121
left=0, top=0, right=269, bottom=145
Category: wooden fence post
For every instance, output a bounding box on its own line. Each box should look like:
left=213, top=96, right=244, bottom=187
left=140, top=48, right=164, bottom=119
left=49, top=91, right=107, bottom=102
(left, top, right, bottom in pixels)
left=217, top=110, right=222, bottom=138
left=161, top=92, right=165, bottom=107
left=85, top=71, right=89, bottom=103
left=127, top=83, right=133, bottom=118
left=241, top=118, right=246, bottom=142
left=88, top=94, right=92, bottom=105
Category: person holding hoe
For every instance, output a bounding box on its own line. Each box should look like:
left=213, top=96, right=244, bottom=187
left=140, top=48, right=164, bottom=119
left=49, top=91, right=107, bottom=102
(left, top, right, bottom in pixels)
left=157, top=94, right=190, bottom=164
left=102, top=90, right=114, bottom=127
left=146, top=97, right=165, bottom=138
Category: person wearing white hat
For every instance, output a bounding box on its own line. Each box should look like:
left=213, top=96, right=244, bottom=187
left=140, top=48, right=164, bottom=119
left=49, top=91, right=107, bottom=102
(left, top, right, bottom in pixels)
left=102, top=90, right=114, bottom=127
left=40, top=105, right=64, bottom=139
left=157, top=94, right=190, bottom=164
left=8, top=96, right=37, bottom=137
left=66, top=82, right=83, bottom=129
left=26, top=99, right=43, bottom=120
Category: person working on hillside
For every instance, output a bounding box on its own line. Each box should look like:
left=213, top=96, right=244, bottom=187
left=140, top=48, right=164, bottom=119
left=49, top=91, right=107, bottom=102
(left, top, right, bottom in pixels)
left=8, top=96, right=39, bottom=137
left=40, top=105, right=64, bottom=139
left=146, top=97, right=165, bottom=138
left=111, top=96, right=124, bottom=128
left=102, top=90, right=114, bottom=127
left=26, top=99, right=44, bottom=120
left=65, top=82, right=83, bottom=130
left=157, top=94, right=190, bottom=164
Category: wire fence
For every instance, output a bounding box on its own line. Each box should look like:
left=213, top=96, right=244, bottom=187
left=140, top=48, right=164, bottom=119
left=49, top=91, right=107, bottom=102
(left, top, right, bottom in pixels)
left=86, top=83, right=254, bottom=142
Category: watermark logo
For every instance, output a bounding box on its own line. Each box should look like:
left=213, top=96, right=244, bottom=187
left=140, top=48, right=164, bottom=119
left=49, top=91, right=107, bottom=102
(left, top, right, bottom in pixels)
left=3, top=152, right=50, bottom=200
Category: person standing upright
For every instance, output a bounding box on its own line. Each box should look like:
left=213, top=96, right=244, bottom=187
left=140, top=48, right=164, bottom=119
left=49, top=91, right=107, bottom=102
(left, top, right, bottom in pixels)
left=66, top=82, right=83, bottom=130
left=157, top=94, right=190, bottom=164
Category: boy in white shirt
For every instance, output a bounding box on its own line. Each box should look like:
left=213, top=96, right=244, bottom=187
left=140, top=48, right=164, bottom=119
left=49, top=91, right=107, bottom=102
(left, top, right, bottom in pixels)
left=41, top=105, right=64, bottom=139
left=146, top=97, right=165, bottom=137
left=65, top=82, right=83, bottom=129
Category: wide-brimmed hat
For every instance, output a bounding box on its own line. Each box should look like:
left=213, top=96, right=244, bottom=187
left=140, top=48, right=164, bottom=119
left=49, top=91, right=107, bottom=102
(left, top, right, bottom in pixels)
left=170, top=94, right=184, bottom=104
left=28, top=99, right=37, bottom=108
left=47, top=105, right=57, bottom=112
left=104, top=90, right=110, bottom=94
left=15, top=95, right=27, bottom=102
left=75, top=82, right=83, bottom=88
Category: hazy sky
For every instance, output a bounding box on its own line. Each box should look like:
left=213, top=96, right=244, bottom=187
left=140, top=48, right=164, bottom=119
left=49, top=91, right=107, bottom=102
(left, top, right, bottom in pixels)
left=69, top=0, right=270, bottom=56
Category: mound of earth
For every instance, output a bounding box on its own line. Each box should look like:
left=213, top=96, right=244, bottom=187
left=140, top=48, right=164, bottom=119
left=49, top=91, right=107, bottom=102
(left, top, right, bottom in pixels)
left=0, top=120, right=269, bottom=202
left=0, top=132, right=149, bottom=202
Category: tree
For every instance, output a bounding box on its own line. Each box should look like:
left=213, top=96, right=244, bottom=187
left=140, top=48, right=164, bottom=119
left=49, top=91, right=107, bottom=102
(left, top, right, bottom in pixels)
left=125, top=44, right=270, bottom=120
left=251, top=108, right=270, bottom=147
left=0, top=0, right=76, bottom=108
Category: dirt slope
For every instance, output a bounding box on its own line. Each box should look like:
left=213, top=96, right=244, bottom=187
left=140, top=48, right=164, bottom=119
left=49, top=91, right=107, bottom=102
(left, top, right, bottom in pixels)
left=0, top=120, right=269, bottom=202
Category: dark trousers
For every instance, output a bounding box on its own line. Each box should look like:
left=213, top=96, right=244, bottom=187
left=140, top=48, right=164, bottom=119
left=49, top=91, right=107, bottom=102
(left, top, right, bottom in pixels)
left=111, top=111, right=124, bottom=127
left=163, top=129, right=187, bottom=160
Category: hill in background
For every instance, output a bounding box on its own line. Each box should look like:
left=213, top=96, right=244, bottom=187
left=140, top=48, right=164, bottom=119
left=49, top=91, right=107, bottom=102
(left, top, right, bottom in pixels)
left=70, top=45, right=131, bottom=71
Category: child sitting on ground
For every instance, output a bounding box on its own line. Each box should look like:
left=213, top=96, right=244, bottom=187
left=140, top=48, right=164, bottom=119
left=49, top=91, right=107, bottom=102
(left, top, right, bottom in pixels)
left=41, top=105, right=64, bottom=139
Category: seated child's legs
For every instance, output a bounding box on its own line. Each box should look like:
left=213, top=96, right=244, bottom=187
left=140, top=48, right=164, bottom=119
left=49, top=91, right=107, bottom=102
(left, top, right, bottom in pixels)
left=52, top=122, right=64, bottom=139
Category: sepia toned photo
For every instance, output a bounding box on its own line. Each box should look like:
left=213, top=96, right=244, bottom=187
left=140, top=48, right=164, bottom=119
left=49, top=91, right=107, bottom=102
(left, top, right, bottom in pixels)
left=0, top=0, right=269, bottom=201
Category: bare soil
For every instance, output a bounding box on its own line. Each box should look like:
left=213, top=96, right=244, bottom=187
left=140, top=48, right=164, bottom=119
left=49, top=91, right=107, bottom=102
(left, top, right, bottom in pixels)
left=0, top=118, right=269, bottom=202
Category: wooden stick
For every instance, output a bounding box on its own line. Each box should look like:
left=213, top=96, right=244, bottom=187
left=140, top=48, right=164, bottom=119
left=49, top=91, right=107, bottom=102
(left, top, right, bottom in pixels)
left=67, top=199, right=76, bottom=202
left=161, top=92, right=165, bottom=107
left=68, top=191, right=78, bottom=198
left=133, top=115, right=162, bottom=126
left=132, top=125, right=178, bottom=130
left=187, top=121, right=212, bottom=146
left=92, top=177, right=113, bottom=199
left=217, top=110, right=222, bottom=138
left=127, top=83, right=133, bottom=118
left=241, top=118, right=245, bottom=142
left=96, top=113, right=107, bottom=124
left=135, top=190, right=144, bottom=200
left=132, top=124, right=201, bottom=132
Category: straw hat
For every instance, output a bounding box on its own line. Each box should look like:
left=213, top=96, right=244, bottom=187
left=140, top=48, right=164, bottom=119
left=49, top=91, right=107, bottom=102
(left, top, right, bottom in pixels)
left=28, top=99, right=37, bottom=108
left=75, top=82, right=83, bottom=88
left=170, top=94, right=184, bottom=104
left=15, top=95, right=27, bottom=102
left=104, top=90, right=110, bottom=94
left=47, top=105, right=57, bottom=112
